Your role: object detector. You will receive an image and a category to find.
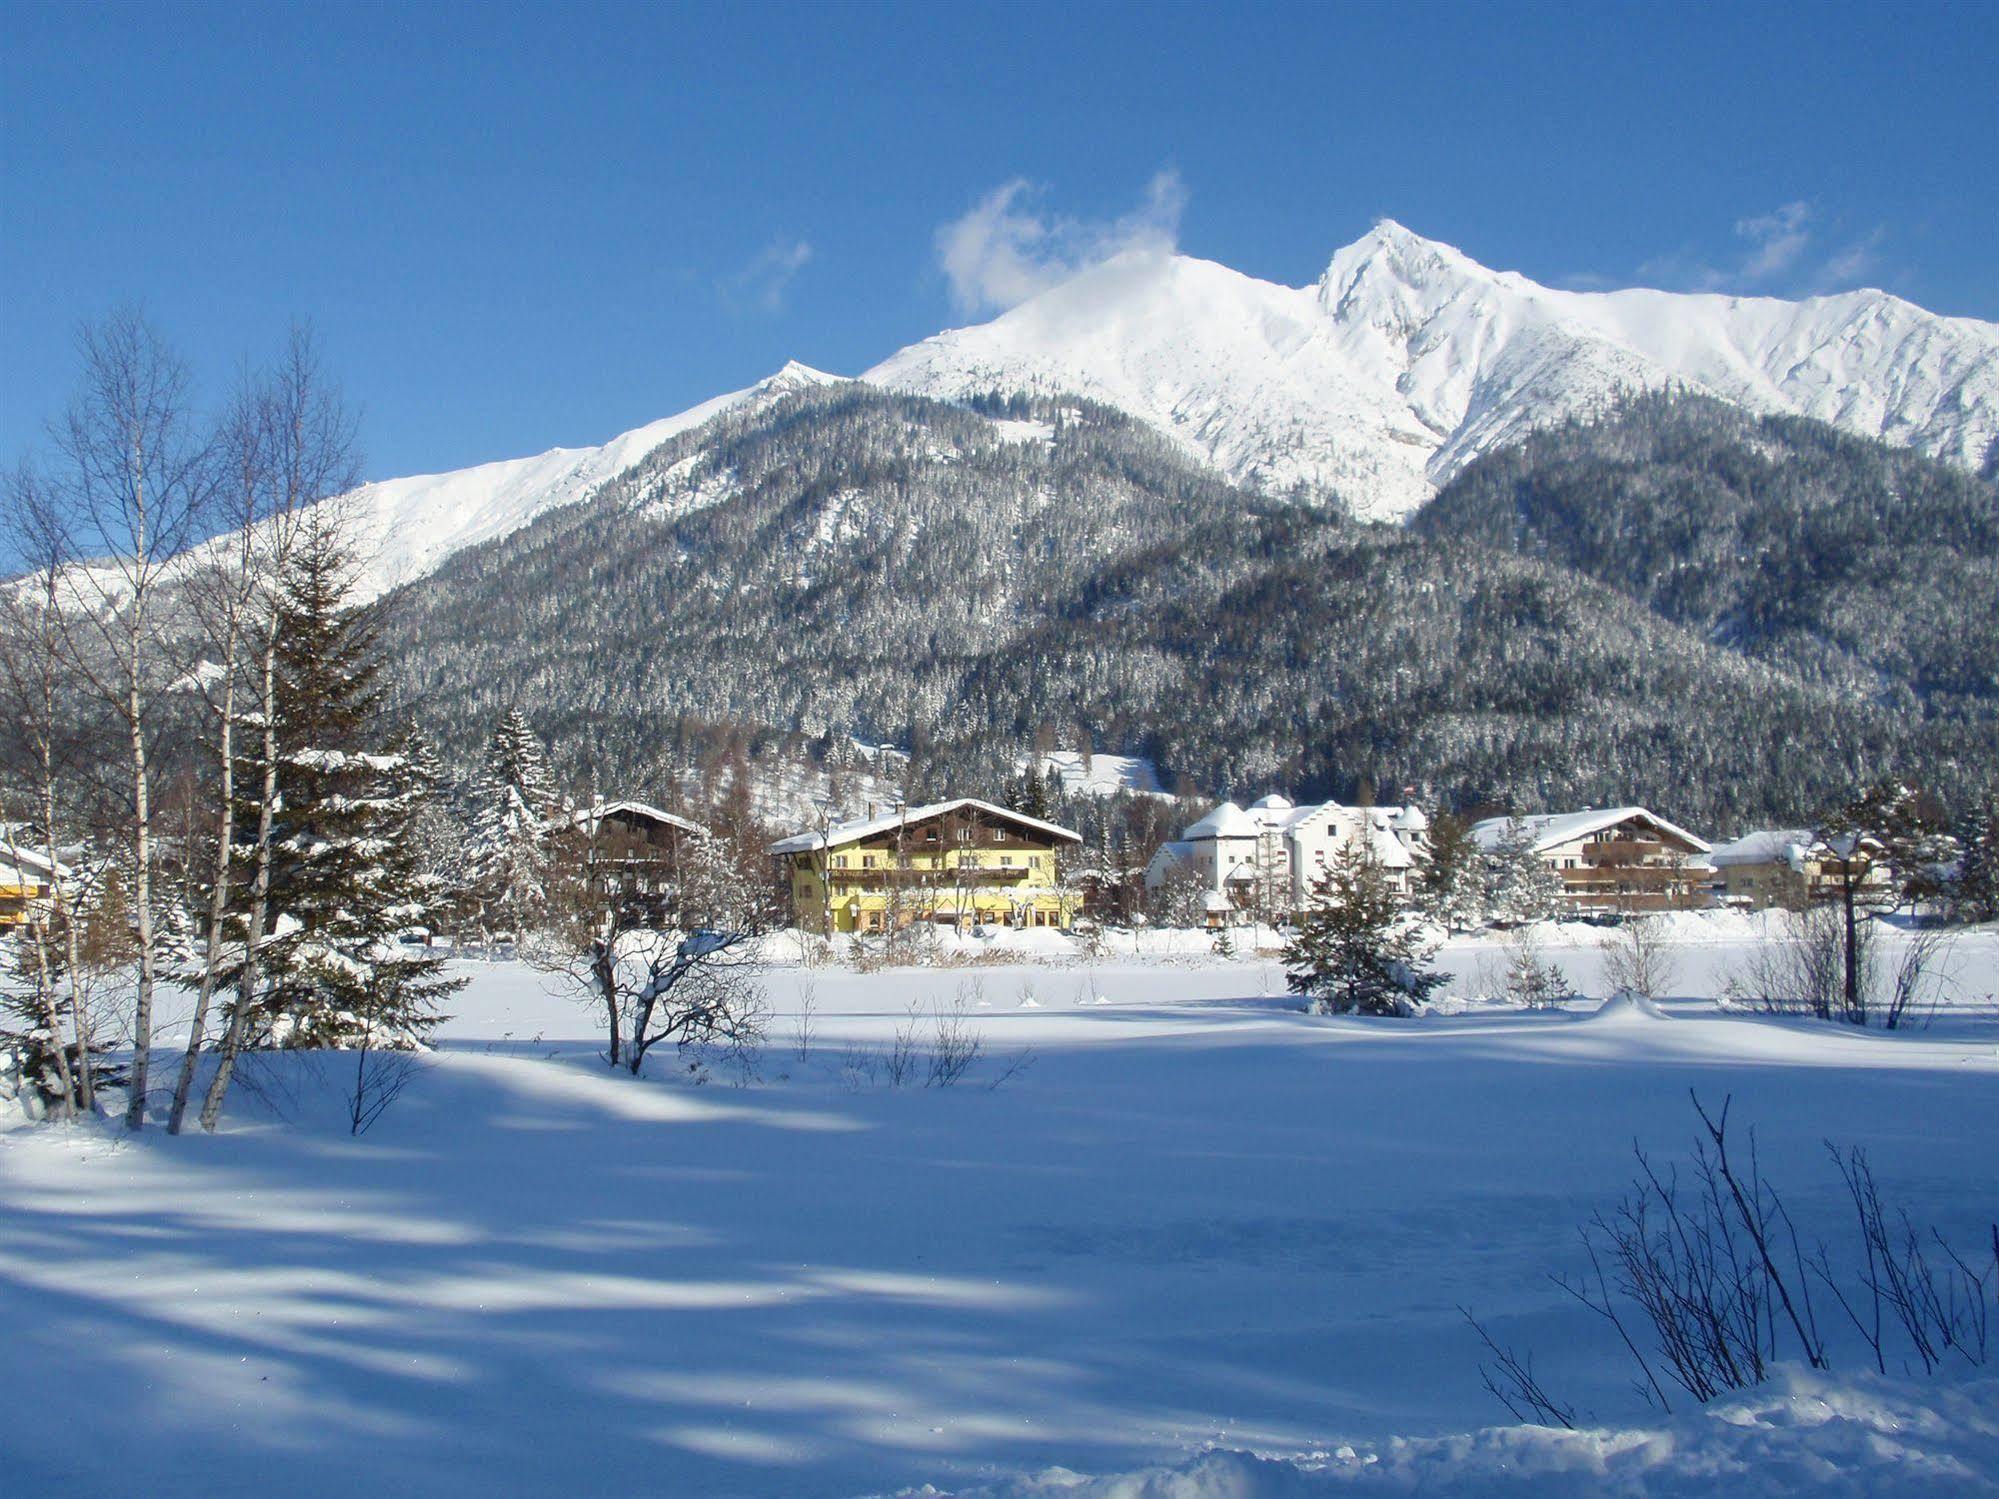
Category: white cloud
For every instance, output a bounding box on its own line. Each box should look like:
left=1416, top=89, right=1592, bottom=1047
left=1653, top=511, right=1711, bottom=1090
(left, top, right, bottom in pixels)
left=721, top=238, right=813, bottom=313
left=936, top=168, right=1188, bottom=315
left=1633, top=203, right=1890, bottom=298
left=1735, top=201, right=1813, bottom=281
left=1817, top=228, right=1888, bottom=291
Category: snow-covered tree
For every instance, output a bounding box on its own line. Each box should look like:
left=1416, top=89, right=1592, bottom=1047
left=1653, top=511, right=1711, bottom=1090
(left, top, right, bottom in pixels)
left=1483, top=818, right=1563, bottom=926
left=1146, top=854, right=1207, bottom=930
left=464, top=707, right=560, bottom=939
left=1074, top=817, right=1128, bottom=924
left=1951, top=797, right=1999, bottom=924
left=1284, top=840, right=1445, bottom=1017
left=218, top=514, right=462, bottom=1048
left=390, top=719, right=464, bottom=897
left=1416, top=810, right=1486, bottom=932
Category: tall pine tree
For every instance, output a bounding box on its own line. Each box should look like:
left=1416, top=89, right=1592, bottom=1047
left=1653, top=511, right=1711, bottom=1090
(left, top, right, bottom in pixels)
left=464, top=707, right=560, bottom=939
left=234, top=515, right=461, bottom=1045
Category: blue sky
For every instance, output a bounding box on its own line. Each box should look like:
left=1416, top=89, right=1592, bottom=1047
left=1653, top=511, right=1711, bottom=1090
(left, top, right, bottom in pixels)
left=4, top=0, right=1995, bottom=495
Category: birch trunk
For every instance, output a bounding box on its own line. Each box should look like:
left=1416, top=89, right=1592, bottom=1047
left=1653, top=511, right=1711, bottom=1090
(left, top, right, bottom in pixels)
left=198, top=630, right=279, bottom=1132
left=167, top=619, right=240, bottom=1133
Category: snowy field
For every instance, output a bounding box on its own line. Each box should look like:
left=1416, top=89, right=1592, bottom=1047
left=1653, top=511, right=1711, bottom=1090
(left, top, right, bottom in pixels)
left=4, top=916, right=1997, bottom=1497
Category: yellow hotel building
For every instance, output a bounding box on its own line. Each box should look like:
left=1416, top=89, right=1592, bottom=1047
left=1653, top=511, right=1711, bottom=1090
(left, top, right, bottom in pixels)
left=770, top=798, right=1080, bottom=935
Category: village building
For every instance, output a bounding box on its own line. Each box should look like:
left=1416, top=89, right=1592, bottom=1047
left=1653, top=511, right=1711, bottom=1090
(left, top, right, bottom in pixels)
left=0, top=840, right=63, bottom=931
left=1471, top=807, right=1712, bottom=916
left=1145, top=794, right=1430, bottom=926
left=770, top=798, right=1080, bottom=935
left=1708, top=828, right=1893, bottom=910
left=556, top=800, right=708, bottom=910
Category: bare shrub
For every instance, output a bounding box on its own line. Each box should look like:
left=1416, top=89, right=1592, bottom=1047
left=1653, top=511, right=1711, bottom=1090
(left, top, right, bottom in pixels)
left=1729, top=905, right=1951, bottom=1028
left=792, top=978, right=818, bottom=1061
left=1600, top=915, right=1678, bottom=1002
left=345, top=1040, right=419, bottom=1136
left=986, top=1048, right=1036, bottom=1091
left=1884, top=924, right=1955, bottom=1030
left=926, top=980, right=985, bottom=1087
left=1478, top=1093, right=1999, bottom=1426
left=1462, top=1309, right=1576, bottom=1428
left=1814, top=1144, right=1994, bottom=1373
left=884, top=1003, right=922, bottom=1087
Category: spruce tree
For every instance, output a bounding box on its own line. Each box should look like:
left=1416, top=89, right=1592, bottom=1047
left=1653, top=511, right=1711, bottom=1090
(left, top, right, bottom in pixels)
left=465, top=707, right=560, bottom=938
left=1484, top=817, right=1563, bottom=925
left=235, top=516, right=461, bottom=1046
left=1416, top=810, right=1486, bottom=932
left=1284, top=840, right=1444, bottom=1016
left=1953, top=799, right=1999, bottom=923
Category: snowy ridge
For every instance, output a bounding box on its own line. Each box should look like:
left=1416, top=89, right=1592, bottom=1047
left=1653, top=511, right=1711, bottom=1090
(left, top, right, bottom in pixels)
left=868, top=221, right=1999, bottom=520
left=341, top=361, right=841, bottom=598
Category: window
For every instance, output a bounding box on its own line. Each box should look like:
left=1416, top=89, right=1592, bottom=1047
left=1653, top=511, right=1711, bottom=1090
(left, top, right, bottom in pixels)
left=995, top=827, right=1009, bottom=842
left=863, top=855, right=877, bottom=868
left=957, top=827, right=973, bottom=844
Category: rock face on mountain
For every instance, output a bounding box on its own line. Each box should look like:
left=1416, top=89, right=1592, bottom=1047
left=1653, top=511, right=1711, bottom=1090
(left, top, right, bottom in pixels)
left=869, top=220, right=1999, bottom=520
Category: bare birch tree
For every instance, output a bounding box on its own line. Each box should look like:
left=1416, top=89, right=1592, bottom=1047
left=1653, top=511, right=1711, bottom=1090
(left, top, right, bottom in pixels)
left=46, top=311, right=214, bottom=1129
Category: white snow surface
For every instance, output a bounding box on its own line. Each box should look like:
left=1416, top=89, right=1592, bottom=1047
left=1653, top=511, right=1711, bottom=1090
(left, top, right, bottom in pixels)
left=1032, top=751, right=1170, bottom=799
left=2, top=915, right=1996, bottom=1498
left=868, top=221, right=1999, bottom=520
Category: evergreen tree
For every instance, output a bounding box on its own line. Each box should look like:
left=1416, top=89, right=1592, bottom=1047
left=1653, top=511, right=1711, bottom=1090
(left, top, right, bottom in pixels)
left=1076, top=817, right=1125, bottom=923
left=237, top=516, right=462, bottom=1046
left=465, top=707, right=560, bottom=938
left=390, top=719, right=466, bottom=901
left=1416, top=810, right=1485, bottom=931
left=1484, top=817, right=1563, bottom=925
left=1005, top=763, right=1053, bottom=822
left=1284, top=840, right=1445, bottom=1016
left=1952, top=798, right=1999, bottom=924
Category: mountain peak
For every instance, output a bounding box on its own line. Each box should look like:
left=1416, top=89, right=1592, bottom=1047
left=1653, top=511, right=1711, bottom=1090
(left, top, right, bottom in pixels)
left=1318, top=220, right=1490, bottom=313
left=762, top=360, right=843, bottom=390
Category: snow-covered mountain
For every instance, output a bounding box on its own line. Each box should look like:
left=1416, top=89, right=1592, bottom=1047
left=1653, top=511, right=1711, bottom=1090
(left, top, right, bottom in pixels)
left=868, top=221, right=1999, bottom=520
left=340, top=361, right=840, bottom=598
left=216, top=222, right=1997, bottom=593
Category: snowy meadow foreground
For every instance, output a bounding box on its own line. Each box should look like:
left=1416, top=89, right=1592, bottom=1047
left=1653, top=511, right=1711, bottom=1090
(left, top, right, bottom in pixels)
left=4, top=919, right=1997, bottom=1497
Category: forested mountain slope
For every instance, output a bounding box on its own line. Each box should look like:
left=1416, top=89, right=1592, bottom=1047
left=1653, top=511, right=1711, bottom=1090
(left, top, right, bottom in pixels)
left=381, top=384, right=1997, bottom=827
left=1415, top=394, right=1999, bottom=707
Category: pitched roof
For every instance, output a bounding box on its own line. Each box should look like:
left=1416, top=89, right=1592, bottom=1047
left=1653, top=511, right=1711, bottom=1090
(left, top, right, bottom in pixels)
left=768, top=797, right=1080, bottom=855
left=1709, top=829, right=1813, bottom=868
left=1470, top=807, right=1712, bottom=856
left=564, top=800, right=708, bottom=836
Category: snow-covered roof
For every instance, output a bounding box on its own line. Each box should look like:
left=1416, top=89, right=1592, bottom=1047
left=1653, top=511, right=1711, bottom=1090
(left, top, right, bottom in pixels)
left=566, top=800, right=707, bottom=837
left=1185, top=801, right=1259, bottom=839
left=1709, top=829, right=1813, bottom=869
left=1249, top=793, right=1294, bottom=811
left=768, top=797, right=1081, bottom=855
left=1390, top=806, right=1429, bottom=832
left=0, top=842, right=65, bottom=884
left=1471, top=807, right=1712, bottom=856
